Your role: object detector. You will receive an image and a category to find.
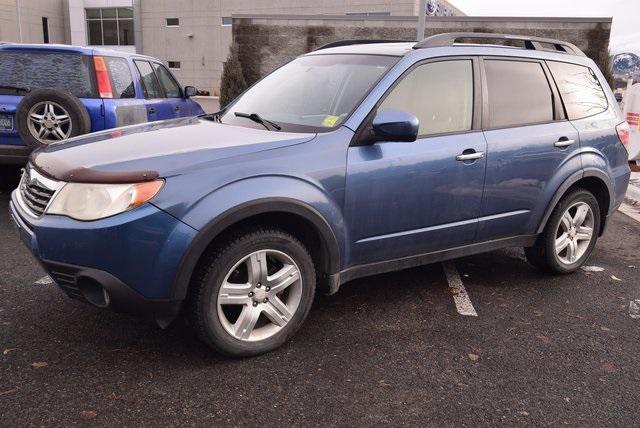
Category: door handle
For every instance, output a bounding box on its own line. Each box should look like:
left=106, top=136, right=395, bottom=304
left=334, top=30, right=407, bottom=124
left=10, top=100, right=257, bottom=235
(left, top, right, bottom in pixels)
left=456, top=151, right=485, bottom=161
left=554, top=138, right=575, bottom=148
left=174, top=105, right=180, bottom=112
left=148, top=107, right=156, bottom=114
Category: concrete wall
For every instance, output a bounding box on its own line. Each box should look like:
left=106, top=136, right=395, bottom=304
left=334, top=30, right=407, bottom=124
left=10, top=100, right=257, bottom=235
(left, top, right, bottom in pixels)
left=0, top=0, right=66, bottom=44
left=231, top=15, right=612, bottom=87
left=137, top=0, right=459, bottom=94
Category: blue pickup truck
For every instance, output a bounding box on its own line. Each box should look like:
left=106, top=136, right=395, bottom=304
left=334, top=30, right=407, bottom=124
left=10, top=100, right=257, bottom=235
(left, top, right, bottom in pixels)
left=0, top=43, right=204, bottom=163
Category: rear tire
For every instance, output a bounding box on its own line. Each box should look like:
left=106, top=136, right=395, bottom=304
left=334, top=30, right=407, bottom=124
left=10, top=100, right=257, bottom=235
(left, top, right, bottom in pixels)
left=525, top=188, right=601, bottom=274
left=187, top=228, right=316, bottom=357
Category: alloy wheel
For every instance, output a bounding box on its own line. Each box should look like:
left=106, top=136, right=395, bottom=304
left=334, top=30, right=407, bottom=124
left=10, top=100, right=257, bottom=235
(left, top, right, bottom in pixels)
left=554, top=201, right=595, bottom=265
left=27, top=101, right=72, bottom=144
left=217, top=249, right=303, bottom=342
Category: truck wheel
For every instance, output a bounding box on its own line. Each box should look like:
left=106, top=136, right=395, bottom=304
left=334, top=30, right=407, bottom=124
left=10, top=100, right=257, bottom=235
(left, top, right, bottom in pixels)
left=525, top=189, right=601, bottom=274
left=16, top=89, right=91, bottom=149
left=188, top=228, right=316, bottom=357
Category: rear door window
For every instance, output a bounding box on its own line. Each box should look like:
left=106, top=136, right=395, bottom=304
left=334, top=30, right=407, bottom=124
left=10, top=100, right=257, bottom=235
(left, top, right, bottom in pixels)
left=379, top=60, right=474, bottom=136
left=134, top=60, right=163, bottom=99
left=152, top=63, right=182, bottom=98
left=547, top=61, right=608, bottom=120
left=484, top=60, right=554, bottom=128
left=0, top=51, right=95, bottom=97
left=104, top=57, right=135, bottom=98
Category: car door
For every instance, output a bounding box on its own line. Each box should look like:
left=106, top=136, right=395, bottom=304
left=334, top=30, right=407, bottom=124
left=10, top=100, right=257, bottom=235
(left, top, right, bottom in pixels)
left=133, top=59, right=166, bottom=122
left=478, top=57, right=580, bottom=241
left=151, top=62, right=194, bottom=118
left=344, top=57, right=487, bottom=265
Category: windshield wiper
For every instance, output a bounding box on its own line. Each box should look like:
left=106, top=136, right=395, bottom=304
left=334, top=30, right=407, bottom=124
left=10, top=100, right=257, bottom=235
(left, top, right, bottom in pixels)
left=0, top=85, right=30, bottom=93
left=234, top=112, right=281, bottom=131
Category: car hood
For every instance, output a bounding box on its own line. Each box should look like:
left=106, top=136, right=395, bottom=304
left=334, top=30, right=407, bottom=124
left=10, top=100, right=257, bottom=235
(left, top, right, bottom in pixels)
left=31, top=117, right=316, bottom=183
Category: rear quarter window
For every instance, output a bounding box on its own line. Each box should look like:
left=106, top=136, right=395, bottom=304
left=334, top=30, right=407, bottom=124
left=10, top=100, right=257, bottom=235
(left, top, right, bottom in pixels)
left=547, top=61, right=608, bottom=120
left=104, top=56, right=135, bottom=98
left=0, top=51, right=96, bottom=98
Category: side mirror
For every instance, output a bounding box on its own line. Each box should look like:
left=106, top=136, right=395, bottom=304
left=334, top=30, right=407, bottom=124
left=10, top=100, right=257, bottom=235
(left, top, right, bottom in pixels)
left=184, top=86, right=198, bottom=98
left=372, top=109, right=419, bottom=143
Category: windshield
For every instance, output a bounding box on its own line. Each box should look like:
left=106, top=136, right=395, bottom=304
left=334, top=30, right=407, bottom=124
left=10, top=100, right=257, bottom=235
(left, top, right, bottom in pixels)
left=221, top=54, right=398, bottom=132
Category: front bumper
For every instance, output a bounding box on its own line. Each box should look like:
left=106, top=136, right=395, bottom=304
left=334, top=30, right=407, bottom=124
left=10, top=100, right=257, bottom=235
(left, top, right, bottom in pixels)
left=9, top=190, right=198, bottom=322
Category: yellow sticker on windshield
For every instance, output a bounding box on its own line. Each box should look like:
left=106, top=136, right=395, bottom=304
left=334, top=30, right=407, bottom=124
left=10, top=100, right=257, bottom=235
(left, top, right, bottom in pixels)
left=322, top=115, right=340, bottom=127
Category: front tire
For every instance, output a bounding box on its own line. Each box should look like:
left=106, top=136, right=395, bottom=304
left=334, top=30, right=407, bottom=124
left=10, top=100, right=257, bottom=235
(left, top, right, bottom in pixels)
left=525, top=188, right=601, bottom=273
left=188, top=228, right=316, bottom=357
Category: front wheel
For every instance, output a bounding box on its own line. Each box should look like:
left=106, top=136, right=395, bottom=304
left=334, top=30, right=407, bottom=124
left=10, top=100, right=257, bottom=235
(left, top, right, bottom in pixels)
left=525, top=189, right=601, bottom=274
left=188, top=228, right=316, bottom=357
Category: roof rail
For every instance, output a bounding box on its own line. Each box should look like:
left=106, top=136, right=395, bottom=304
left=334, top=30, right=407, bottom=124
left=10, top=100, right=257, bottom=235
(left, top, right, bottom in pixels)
left=414, top=32, right=585, bottom=56
left=315, top=39, right=414, bottom=51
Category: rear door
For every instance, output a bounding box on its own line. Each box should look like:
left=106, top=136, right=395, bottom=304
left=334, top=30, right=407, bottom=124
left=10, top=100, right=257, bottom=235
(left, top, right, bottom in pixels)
left=479, top=57, right=580, bottom=240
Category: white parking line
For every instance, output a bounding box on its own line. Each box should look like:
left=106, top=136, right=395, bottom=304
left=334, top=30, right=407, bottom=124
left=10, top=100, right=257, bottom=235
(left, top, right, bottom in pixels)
left=442, top=261, right=478, bottom=317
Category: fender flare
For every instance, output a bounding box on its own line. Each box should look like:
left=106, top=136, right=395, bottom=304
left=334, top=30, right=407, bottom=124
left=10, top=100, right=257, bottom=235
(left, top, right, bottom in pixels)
left=536, top=168, right=614, bottom=234
left=171, top=197, right=341, bottom=300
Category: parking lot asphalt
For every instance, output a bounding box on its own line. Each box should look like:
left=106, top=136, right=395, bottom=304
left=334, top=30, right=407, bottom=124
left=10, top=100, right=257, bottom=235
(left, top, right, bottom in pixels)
left=1, top=167, right=640, bottom=426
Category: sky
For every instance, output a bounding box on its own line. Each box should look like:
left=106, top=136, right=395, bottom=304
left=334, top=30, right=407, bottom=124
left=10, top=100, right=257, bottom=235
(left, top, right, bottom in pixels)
left=450, top=0, right=639, bottom=55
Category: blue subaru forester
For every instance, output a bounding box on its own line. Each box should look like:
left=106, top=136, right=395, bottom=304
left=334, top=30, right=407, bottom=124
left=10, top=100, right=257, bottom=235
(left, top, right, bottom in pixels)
left=0, top=43, right=203, bottom=163
left=9, top=34, right=631, bottom=356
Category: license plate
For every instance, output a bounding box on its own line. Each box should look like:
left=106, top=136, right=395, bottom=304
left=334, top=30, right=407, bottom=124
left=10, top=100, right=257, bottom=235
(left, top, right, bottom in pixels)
left=0, top=114, right=13, bottom=131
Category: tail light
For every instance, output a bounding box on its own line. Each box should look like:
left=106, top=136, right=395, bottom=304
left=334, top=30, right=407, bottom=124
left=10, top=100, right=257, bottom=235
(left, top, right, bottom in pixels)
left=93, top=56, right=113, bottom=98
left=616, top=121, right=630, bottom=153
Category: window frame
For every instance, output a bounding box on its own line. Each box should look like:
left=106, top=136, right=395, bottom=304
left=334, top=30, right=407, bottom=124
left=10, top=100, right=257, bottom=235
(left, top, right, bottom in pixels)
left=133, top=59, right=166, bottom=99
left=152, top=61, right=183, bottom=98
left=545, top=59, right=609, bottom=121
left=85, top=7, right=135, bottom=46
left=221, top=17, right=232, bottom=26
left=479, top=56, right=566, bottom=131
left=166, top=18, right=180, bottom=27
left=352, top=55, right=482, bottom=146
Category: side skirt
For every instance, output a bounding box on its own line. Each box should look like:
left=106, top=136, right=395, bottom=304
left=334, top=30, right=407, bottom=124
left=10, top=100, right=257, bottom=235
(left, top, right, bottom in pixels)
left=326, top=235, right=537, bottom=294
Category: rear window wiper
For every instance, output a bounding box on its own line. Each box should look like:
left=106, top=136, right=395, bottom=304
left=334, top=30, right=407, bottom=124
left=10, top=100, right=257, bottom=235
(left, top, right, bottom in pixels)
left=0, top=85, right=30, bottom=93
left=234, top=112, right=282, bottom=131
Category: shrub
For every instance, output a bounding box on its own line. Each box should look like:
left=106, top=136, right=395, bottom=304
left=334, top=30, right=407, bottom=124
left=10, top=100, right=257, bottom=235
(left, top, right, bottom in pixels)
left=219, top=44, right=247, bottom=109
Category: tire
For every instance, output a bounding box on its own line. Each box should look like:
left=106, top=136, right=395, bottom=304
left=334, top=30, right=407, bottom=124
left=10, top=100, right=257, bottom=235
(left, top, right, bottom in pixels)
left=16, top=89, right=91, bottom=149
left=188, top=228, right=316, bottom=357
left=525, top=188, right=601, bottom=274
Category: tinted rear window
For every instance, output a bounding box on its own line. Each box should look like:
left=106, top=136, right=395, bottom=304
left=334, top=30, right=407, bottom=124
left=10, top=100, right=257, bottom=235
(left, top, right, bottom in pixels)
left=547, top=61, right=608, bottom=120
left=485, top=60, right=554, bottom=128
left=0, top=51, right=95, bottom=97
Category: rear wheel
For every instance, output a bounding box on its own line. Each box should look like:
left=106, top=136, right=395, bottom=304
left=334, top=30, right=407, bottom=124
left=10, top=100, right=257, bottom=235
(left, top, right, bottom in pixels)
left=525, top=189, right=601, bottom=273
left=188, top=228, right=316, bottom=357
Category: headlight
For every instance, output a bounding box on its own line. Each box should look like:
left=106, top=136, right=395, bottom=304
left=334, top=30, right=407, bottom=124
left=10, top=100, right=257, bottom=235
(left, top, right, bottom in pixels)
left=47, top=180, right=164, bottom=221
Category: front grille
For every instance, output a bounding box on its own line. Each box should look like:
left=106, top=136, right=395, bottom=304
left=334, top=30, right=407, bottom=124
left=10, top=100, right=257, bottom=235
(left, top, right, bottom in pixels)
left=18, top=166, right=60, bottom=217
left=45, top=263, right=83, bottom=300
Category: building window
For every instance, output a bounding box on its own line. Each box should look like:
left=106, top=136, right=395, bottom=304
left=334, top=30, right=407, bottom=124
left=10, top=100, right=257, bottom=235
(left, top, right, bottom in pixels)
left=168, top=61, right=181, bottom=69
left=166, top=18, right=179, bottom=27
left=42, top=17, right=49, bottom=43
left=221, top=17, right=232, bottom=26
left=86, top=8, right=135, bottom=46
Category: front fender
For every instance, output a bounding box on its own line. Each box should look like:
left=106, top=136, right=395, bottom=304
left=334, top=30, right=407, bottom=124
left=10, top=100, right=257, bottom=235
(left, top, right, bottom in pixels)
left=167, top=175, right=346, bottom=300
